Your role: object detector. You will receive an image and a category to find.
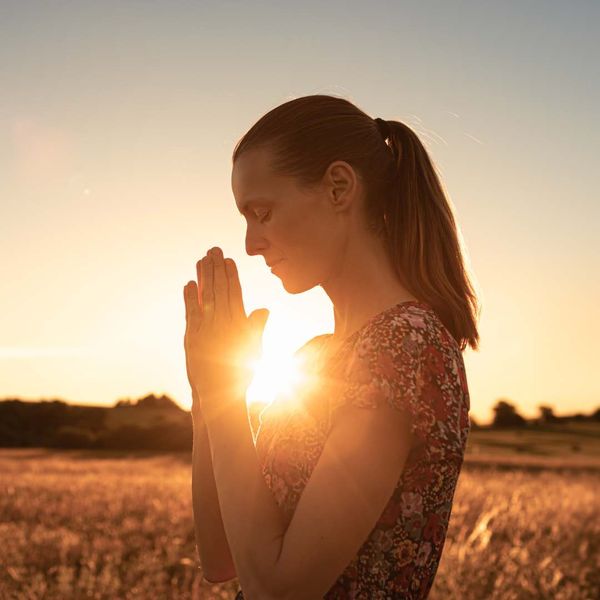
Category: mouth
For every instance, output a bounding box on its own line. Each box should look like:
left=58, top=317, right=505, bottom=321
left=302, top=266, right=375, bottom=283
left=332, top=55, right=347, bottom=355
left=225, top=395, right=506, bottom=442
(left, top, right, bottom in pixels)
left=267, top=259, right=284, bottom=268
left=269, top=259, right=285, bottom=273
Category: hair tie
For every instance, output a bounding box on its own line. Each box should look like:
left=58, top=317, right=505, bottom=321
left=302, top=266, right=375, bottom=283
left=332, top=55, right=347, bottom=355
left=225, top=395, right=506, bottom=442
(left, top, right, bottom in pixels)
left=374, top=117, right=391, bottom=140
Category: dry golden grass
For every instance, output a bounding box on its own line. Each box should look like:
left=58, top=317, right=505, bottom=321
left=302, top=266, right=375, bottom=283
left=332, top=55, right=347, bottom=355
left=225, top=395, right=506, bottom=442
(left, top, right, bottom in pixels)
left=430, top=464, right=599, bottom=599
left=1, top=449, right=598, bottom=599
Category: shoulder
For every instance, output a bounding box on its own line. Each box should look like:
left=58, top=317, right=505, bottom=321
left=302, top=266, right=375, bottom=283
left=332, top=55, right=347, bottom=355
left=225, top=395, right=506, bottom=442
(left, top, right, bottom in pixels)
left=358, top=302, right=457, bottom=360
left=345, top=303, right=467, bottom=445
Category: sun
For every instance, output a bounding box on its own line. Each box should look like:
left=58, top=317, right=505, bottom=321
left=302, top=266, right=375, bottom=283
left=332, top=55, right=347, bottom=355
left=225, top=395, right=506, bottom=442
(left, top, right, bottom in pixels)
left=246, top=352, right=305, bottom=407
left=243, top=309, right=326, bottom=410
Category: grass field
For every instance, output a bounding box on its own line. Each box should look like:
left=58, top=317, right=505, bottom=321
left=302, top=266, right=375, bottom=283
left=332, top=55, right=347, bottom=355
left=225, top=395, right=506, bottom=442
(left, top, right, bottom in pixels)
left=1, top=437, right=598, bottom=599
left=467, top=422, right=600, bottom=459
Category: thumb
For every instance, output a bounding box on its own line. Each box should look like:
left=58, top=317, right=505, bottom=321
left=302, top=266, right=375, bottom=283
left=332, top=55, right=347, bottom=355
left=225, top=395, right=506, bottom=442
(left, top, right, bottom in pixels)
left=247, top=308, right=269, bottom=353
left=248, top=308, right=270, bottom=335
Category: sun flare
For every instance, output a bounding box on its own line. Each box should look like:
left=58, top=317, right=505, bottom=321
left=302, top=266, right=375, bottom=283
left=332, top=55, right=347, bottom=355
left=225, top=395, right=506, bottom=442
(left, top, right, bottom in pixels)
left=246, top=353, right=305, bottom=407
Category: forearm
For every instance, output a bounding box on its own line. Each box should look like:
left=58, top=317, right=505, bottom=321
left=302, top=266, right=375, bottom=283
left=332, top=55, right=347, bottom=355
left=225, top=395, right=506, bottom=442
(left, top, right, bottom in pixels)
left=191, top=409, right=237, bottom=582
left=204, top=394, right=288, bottom=599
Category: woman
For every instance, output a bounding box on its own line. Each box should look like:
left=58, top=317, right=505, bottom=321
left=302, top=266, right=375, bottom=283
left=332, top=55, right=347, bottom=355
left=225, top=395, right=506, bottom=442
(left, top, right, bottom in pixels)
left=183, top=95, right=479, bottom=599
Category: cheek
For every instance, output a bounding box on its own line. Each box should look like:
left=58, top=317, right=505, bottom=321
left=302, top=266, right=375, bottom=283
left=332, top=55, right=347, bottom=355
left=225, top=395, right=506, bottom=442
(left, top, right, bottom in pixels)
left=277, top=213, right=320, bottom=250
left=276, top=203, right=340, bottom=263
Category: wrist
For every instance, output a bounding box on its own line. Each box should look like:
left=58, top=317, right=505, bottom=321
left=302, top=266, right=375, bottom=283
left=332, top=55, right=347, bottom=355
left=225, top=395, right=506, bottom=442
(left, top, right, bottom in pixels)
left=190, top=396, right=206, bottom=431
left=191, top=406, right=205, bottom=425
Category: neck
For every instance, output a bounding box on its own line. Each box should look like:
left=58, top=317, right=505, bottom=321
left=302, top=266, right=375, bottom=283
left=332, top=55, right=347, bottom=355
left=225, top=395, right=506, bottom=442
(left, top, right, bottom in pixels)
left=321, top=235, right=417, bottom=342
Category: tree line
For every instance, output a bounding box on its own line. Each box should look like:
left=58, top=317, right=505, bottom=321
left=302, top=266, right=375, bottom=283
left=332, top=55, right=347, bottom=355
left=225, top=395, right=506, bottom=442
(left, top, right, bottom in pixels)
left=472, top=398, right=600, bottom=429
left=0, top=394, right=267, bottom=451
left=0, top=394, right=597, bottom=451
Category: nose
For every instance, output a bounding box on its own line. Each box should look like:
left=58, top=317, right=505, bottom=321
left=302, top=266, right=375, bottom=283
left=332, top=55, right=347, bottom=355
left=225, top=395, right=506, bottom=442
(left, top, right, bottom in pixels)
left=245, top=223, right=268, bottom=257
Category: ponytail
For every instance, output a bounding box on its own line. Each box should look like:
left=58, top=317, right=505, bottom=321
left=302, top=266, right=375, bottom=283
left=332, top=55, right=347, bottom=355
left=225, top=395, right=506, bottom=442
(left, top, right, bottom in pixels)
left=383, top=120, right=480, bottom=351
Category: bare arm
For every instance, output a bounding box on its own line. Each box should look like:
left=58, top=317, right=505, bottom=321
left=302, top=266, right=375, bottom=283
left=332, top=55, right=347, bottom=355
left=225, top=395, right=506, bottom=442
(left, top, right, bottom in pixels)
left=203, top=392, right=415, bottom=599
left=191, top=390, right=237, bottom=583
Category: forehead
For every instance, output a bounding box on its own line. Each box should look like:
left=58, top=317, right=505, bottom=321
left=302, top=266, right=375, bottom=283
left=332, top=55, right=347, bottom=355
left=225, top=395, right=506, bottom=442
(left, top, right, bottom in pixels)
left=231, top=148, right=295, bottom=209
left=232, top=148, right=276, bottom=193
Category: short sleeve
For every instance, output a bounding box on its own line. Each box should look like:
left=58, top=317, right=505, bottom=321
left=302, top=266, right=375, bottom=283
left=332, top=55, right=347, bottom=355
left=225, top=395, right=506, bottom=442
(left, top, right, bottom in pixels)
left=327, top=315, right=437, bottom=446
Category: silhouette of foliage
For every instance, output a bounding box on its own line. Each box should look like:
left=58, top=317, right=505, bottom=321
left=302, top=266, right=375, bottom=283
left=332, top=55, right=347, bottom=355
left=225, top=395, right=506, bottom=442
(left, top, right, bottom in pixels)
left=0, top=395, right=190, bottom=450
left=52, top=426, right=96, bottom=449
left=1, top=395, right=599, bottom=448
left=492, top=398, right=527, bottom=428
left=114, top=393, right=182, bottom=411
left=538, top=404, right=559, bottom=423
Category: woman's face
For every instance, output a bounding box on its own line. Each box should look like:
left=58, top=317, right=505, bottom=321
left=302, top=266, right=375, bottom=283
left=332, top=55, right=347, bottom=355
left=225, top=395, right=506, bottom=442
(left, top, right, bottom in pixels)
left=231, top=147, right=348, bottom=294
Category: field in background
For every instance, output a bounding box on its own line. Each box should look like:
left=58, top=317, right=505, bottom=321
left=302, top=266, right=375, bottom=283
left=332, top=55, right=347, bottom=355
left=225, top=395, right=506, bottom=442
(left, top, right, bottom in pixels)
left=467, top=422, right=600, bottom=458
left=1, top=441, right=598, bottom=599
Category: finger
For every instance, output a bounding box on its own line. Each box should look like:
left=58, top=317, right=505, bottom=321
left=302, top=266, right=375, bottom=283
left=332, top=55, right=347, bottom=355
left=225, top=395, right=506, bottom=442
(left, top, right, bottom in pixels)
left=184, top=282, right=190, bottom=325
left=201, top=255, right=214, bottom=323
left=195, top=258, right=203, bottom=316
left=185, top=281, right=201, bottom=328
left=211, top=248, right=230, bottom=323
left=225, top=258, right=246, bottom=323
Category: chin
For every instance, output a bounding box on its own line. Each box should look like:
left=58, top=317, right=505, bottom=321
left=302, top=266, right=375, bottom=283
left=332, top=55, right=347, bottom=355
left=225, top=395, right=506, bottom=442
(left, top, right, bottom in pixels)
left=282, top=282, right=313, bottom=295
left=277, top=271, right=319, bottom=295
left=280, top=278, right=309, bottom=294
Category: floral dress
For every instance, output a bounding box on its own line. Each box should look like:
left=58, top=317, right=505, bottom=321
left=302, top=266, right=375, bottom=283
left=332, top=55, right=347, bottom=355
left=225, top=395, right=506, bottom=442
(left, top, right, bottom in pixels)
left=235, top=300, right=471, bottom=599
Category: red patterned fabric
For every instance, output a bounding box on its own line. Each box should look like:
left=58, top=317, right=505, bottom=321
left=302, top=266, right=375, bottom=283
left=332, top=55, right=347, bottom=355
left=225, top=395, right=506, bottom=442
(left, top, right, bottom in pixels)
left=236, top=300, right=471, bottom=599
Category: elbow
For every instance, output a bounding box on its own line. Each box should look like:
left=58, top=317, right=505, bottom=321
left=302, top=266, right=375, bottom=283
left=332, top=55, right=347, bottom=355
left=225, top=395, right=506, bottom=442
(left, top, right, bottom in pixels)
left=197, top=545, right=237, bottom=584
left=201, top=567, right=238, bottom=584
left=199, top=557, right=237, bottom=584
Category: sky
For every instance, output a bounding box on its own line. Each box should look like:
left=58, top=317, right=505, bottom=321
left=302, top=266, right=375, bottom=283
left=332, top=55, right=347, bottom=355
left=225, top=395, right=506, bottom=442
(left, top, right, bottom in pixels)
left=1, top=0, right=598, bottom=424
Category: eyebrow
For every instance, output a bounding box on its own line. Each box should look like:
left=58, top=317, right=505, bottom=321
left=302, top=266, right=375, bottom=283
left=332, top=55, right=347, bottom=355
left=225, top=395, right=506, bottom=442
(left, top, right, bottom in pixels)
left=238, top=198, right=272, bottom=215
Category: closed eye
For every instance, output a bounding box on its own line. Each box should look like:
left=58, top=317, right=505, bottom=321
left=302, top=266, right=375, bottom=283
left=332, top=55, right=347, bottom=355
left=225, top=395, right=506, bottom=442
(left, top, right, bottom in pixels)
left=257, top=209, right=272, bottom=223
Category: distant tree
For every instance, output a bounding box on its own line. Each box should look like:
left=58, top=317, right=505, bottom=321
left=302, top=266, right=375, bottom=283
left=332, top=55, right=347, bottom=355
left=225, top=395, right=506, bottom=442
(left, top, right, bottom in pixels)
left=538, top=404, right=559, bottom=423
left=492, top=398, right=527, bottom=428
left=96, top=424, right=151, bottom=450
left=593, top=407, right=600, bottom=422
left=114, top=398, right=133, bottom=408
left=0, top=421, right=21, bottom=446
left=95, top=422, right=191, bottom=451
left=134, top=394, right=182, bottom=411
left=52, top=426, right=96, bottom=449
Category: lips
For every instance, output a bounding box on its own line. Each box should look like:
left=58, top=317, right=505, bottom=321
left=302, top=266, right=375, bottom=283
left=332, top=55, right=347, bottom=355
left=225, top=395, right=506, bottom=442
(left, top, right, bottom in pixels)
left=267, top=259, right=284, bottom=268
left=270, top=260, right=285, bottom=274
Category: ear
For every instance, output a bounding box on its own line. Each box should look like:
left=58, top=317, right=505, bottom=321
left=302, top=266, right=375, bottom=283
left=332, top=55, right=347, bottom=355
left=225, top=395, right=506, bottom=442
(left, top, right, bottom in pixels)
left=325, top=160, right=358, bottom=210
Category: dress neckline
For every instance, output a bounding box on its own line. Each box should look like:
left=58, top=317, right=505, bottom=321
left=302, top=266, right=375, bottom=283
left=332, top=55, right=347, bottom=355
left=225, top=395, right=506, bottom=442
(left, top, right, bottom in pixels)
left=318, top=299, right=432, bottom=364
